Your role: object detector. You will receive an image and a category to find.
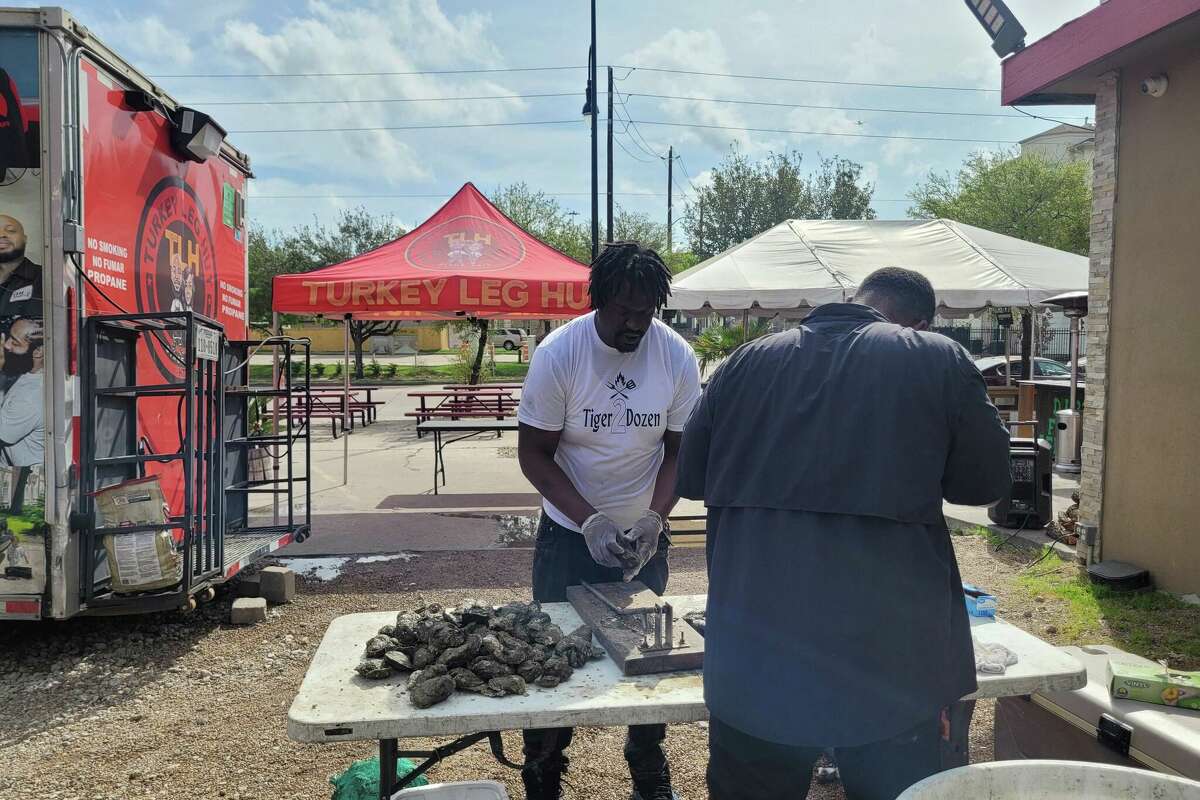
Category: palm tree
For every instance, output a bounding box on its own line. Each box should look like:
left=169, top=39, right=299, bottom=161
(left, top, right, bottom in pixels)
left=691, top=319, right=772, bottom=374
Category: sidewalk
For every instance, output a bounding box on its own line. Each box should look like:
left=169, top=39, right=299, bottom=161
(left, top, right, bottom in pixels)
left=944, top=472, right=1079, bottom=558
left=268, top=386, right=1058, bottom=557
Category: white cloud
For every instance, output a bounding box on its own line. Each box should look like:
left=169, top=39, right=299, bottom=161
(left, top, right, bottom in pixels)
left=95, top=15, right=195, bottom=69
left=841, top=25, right=901, bottom=84
left=619, top=29, right=752, bottom=152
left=217, top=0, right=528, bottom=185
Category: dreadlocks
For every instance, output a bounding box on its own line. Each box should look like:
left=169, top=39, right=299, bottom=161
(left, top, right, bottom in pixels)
left=589, top=241, right=673, bottom=310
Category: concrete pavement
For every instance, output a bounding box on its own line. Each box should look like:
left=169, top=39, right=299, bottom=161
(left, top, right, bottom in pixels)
left=266, top=383, right=1049, bottom=557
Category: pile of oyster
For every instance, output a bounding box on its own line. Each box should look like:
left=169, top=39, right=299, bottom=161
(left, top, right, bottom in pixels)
left=354, top=600, right=604, bottom=708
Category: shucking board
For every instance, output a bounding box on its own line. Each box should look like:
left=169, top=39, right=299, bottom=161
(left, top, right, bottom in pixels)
left=566, top=582, right=705, bottom=676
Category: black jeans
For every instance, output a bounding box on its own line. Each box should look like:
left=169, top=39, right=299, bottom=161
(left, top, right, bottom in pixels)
left=522, top=513, right=671, bottom=783
left=707, top=714, right=944, bottom=800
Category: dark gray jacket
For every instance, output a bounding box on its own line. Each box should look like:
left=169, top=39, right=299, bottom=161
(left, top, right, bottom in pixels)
left=677, top=303, right=1010, bottom=521
left=677, top=303, right=1012, bottom=746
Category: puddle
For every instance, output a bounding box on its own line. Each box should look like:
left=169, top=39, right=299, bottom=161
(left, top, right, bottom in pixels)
left=356, top=553, right=418, bottom=564
left=278, top=557, right=350, bottom=582
left=496, top=513, right=540, bottom=547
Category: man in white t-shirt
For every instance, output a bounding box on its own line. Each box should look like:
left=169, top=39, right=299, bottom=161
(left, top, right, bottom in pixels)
left=517, top=242, right=701, bottom=800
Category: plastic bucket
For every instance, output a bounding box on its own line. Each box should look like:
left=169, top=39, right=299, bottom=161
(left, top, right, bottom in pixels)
left=393, top=781, right=509, bottom=800
left=898, top=760, right=1200, bottom=799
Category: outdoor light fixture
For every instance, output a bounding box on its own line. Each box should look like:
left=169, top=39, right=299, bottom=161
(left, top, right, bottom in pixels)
left=168, top=106, right=227, bottom=163
left=963, top=0, right=1027, bottom=58
left=995, top=308, right=1014, bottom=327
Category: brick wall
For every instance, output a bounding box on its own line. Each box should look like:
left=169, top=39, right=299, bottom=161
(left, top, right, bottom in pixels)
left=1077, top=70, right=1120, bottom=561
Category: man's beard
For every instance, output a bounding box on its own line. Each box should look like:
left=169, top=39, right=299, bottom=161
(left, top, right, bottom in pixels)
left=0, top=243, right=26, bottom=265
left=2, top=349, right=34, bottom=376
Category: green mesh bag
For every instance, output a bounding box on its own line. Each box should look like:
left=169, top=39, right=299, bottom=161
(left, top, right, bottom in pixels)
left=330, top=756, right=428, bottom=799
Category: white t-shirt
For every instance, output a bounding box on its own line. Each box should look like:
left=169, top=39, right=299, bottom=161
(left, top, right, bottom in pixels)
left=518, top=313, right=701, bottom=532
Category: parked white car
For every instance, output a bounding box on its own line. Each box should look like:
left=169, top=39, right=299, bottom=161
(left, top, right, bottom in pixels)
left=489, top=328, right=528, bottom=351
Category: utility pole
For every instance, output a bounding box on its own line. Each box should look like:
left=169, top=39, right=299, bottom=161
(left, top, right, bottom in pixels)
left=606, top=66, right=614, bottom=243
left=666, top=145, right=673, bottom=253
left=698, top=197, right=705, bottom=257
left=588, top=0, right=599, bottom=261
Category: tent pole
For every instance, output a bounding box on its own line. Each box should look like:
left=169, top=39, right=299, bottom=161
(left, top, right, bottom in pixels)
left=343, top=314, right=350, bottom=487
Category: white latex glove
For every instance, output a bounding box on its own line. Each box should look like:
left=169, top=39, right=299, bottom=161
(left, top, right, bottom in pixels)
left=581, top=512, right=635, bottom=569
left=622, top=510, right=663, bottom=582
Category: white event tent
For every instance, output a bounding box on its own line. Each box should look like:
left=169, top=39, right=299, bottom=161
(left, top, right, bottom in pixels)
left=667, top=219, right=1088, bottom=317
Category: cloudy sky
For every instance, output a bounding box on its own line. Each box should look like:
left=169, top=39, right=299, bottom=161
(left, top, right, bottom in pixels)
left=19, top=0, right=1098, bottom=238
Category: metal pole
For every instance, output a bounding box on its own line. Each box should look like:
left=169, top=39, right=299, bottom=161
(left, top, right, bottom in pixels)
left=343, top=314, right=350, bottom=487
left=1069, top=315, right=1080, bottom=411
left=1004, top=325, right=1012, bottom=387
left=271, top=311, right=280, bottom=525
left=667, top=146, right=674, bottom=253
left=606, top=65, right=614, bottom=244
left=741, top=309, right=749, bottom=343
left=589, top=0, right=599, bottom=261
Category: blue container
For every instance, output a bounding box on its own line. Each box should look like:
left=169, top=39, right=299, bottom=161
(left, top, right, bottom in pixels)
left=963, top=583, right=997, bottom=618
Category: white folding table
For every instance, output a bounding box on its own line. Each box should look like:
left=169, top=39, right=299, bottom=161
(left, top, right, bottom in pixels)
left=288, top=598, right=1086, bottom=798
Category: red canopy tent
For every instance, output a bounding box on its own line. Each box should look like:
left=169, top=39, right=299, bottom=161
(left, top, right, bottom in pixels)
left=270, top=182, right=592, bottom=484
left=272, top=182, right=591, bottom=318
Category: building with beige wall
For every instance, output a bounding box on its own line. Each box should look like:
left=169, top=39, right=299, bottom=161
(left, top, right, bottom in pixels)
left=1003, top=0, right=1200, bottom=595
left=1019, top=123, right=1096, bottom=166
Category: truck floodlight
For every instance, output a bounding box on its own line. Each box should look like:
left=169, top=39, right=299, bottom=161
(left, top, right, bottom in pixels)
left=962, top=0, right=1027, bottom=58
left=169, top=106, right=227, bottom=163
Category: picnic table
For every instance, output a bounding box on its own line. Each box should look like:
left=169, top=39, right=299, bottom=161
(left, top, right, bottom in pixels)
left=442, top=383, right=525, bottom=391
left=303, top=385, right=386, bottom=421
left=288, top=599, right=1086, bottom=797
left=285, top=388, right=386, bottom=438
left=416, top=419, right=519, bottom=494
left=407, top=388, right=519, bottom=436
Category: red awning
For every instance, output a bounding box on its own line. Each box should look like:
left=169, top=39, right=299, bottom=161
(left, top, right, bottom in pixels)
left=272, top=183, right=591, bottom=318
left=1000, top=0, right=1200, bottom=106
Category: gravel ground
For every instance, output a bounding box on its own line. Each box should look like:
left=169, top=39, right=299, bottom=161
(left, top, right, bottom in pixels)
left=2, top=537, right=1028, bottom=800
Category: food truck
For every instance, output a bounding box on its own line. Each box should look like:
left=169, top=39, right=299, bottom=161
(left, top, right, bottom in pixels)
left=0, top=7, right=310, bottom=620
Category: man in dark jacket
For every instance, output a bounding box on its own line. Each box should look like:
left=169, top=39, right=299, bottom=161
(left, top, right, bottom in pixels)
left=678, top=267, right=1011, bottom=800
left=0, top=214, right=41, bottom=320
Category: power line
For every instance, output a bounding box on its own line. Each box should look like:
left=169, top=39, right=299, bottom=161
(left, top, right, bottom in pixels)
left=246, top=191, right=912, bottom=203
left=190, top=91, right=579, bottom=107
left=613, top=98, right=667, bottom=160
left=152, top=65, right=585, bottom=79
left=674, top=153, right=702, bottom=194
left=251, top=191, right=668, bottom=199
left=229, top=119, right=580, bottom=134
left=613, top=65, right=999, bottom=93
left=226, top=115, right=1017, bottom=144
left=625, top=92, right=1089, bottom=122
left=1012, top=106, right=1096, bottom=133
left=629, top=119, right=1018, bottom=145
left=612, top=132, right=658, bottom=164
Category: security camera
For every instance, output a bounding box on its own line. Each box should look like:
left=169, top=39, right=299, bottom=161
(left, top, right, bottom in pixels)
left=1141, top=74, right=1169, bottom=98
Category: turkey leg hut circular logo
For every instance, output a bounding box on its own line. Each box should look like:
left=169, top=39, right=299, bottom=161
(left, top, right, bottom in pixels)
left=404, top=215, right=526, bottom=273
left=134, top=177, right=218, bottom=379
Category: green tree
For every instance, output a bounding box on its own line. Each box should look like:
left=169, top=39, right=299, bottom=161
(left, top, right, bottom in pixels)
left=493, top=183, right=698, bottom=272
left=682, top=149, right=876, bottom=260
left=907, top=151, right=1091, bottom=255
left=250, top=207, right=407, bottom=379
left=247, top=226, right=294, bottom=325
left=492, top=182, right=590, bottom=262
left=612, top=207, right=697, bottom=274
left=691, top=319, right=772, bottom=374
